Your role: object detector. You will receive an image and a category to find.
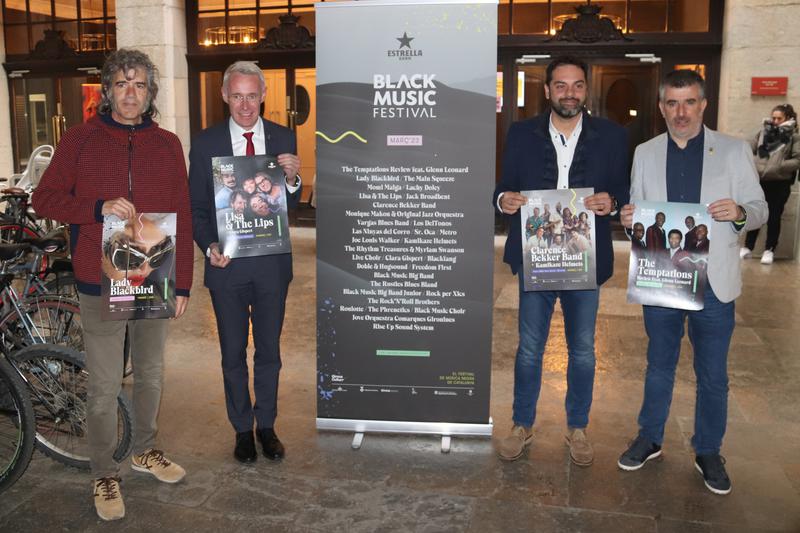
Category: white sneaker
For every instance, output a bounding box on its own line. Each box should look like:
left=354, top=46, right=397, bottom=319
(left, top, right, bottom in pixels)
left=739, top=247, right=752, bottom=259
left=761, top=250, right=774, bottom=265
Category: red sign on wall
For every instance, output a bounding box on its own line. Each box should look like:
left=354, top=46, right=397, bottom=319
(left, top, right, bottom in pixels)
left=751, top=77, right=788, bottom=96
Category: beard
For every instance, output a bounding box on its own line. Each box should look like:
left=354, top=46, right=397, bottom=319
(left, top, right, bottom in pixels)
left=550, top=97, right=584, bottom=118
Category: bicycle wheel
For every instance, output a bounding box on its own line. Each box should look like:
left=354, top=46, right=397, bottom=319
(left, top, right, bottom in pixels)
left=0, top=356, right=35, bottom=493
left=0, top=296, right=83, bottom=353
left=10, top=344, right=133, bottom=470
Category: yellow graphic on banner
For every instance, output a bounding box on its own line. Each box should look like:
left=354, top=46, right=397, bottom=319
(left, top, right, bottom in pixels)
left=315, top=130, right=368, bottom=144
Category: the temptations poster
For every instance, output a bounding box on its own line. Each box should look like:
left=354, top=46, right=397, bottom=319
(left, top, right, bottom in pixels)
left=101, top=213, right=177, bottom=320
left=627, top=201, right=711, bottom=311
left=519, top=188, right=597, bottom=291
left=213, top=155, right=291, bottom=258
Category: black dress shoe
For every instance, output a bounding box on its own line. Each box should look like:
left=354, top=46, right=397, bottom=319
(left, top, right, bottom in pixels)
left=256, top=428, right=285, bottom=460
left=234, top=431, right=257, bottom=463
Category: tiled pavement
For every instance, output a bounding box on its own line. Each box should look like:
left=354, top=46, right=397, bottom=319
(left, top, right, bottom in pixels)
left=2, top=228, right=798, bottom=532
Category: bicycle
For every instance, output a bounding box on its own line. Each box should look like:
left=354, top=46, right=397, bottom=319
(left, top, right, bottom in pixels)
left=0, top=353, right=35, bottom=494
left=0, top=239, right=82, bottom=354
left=5, top=343, right=133, bottom=470
left=0, top=245, right=132, bottom=469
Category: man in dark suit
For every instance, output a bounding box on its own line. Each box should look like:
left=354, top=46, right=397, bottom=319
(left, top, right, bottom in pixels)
left=493, top=56, right=629, bottom=467
left=631, top=222, right=646, bottom=250
left=188, top=61, right=301, bottom=464
left=645, top=212, right=667, bottom=254
left=684, top=215, right=699, bottom=250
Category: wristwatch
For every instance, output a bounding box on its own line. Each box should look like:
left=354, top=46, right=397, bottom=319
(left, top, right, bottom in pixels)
left=609, top=195, right=619, bottom=216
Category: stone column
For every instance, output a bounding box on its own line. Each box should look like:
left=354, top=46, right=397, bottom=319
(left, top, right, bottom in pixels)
left=718, top=0, right=800, bottom=260
left=0, top=20, right=15, bottom=177
left=116, top=0, right=190, bottom=157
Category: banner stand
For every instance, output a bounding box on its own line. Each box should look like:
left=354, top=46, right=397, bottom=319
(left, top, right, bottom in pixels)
left=316, top=418, right=494, bottom=453
left=315, top=0, right=497, bottom=446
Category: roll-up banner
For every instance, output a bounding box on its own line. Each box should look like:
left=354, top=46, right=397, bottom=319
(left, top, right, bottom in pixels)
left=316, top=0, right=497, bottom=436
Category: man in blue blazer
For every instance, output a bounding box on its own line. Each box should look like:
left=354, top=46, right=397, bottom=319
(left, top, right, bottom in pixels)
left=493, top=56, right=629, bottom=466
left=189, top=61, right=301, bottom=463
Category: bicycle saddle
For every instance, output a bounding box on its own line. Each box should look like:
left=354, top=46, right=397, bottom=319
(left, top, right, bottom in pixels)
left=0, top=243, right=30, bottom=261
left=23, top=229, right=67, bottom=254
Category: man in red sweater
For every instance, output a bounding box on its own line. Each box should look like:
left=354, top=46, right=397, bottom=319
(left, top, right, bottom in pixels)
left=32, top=49, right=193, bottom=521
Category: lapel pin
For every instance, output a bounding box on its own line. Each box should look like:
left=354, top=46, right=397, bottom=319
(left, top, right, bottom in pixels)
left=709, top=147, right=714, bottom=154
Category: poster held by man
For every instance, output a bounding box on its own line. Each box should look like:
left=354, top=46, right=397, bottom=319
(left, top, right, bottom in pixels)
left=519, top=187, right=596, bottom=291
left=101, top=213, right=177, bottom=320
left=626, top=201, right=711, bottom=311
left=213, top=155, right=291, bottom=258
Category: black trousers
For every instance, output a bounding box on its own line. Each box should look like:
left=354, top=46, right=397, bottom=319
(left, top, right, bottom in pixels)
left=745, top=180, right=793, bottom=252
left=210, top=272, right=289, bottom=433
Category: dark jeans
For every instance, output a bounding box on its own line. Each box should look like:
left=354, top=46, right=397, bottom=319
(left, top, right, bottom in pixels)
left=637, top=286, right=734, bottom=455
left=512, top=275, right=599, bottom=429
left=745, top=179, right=792, bottom=251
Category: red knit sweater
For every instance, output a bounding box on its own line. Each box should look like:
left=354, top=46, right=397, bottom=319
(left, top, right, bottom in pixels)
left=32, top=114, right=193, bottom=296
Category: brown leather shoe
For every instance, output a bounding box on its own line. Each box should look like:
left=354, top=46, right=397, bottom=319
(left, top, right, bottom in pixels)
left=497, top=425, right=533, bottom=461
left=566, top=428, right=594, bottom=466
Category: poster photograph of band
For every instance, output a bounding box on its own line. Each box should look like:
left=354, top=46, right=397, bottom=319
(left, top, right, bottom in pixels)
left=315, top=0, right=497, bottom=434
left=519, top=188, right=597, bottom=291
left=626, top=201, right=711, bottom=311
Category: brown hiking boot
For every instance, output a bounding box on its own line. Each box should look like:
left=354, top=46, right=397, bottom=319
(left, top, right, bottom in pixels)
left=566, top=428, right=594, bottom=466
left=131, top=449, right=186, bottom=484
left=93, top=477, right=125, bottom=521
left=497, top=425, right=533, bottom=461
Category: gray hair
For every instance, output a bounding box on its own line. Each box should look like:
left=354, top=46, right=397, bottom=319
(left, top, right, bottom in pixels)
left=659, top=69, right=705, bottom=102
left=99, top=48, right=159, bottom=118
left=222, top=61, right=266, bottom=94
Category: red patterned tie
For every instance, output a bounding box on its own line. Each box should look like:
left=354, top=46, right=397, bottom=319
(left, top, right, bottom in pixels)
left=243, top=131, right=255, bottom=157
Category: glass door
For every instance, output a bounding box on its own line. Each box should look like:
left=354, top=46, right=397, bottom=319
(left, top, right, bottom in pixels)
left=9, top=74, right=95, bottom=171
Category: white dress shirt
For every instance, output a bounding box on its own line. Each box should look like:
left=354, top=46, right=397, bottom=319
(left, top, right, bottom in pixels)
left=228, top=117, right=301, bottom=193
left=549, top=114, right=583, bottom=190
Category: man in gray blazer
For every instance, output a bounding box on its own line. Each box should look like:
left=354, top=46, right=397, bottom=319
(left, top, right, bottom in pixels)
left=616, top=70, right=767, bottom=495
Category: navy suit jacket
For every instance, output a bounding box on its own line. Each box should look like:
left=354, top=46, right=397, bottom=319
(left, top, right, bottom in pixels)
left=188, top=118, right=301, bottom=290
left=493, top=111, right=629, bottom=285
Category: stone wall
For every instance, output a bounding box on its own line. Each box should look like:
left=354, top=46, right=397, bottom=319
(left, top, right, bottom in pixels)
left=0, top=21, right=14, bottom=178
left=719, top=0, right=800, bottom=259
left=116, top=0, right=189, bottom=157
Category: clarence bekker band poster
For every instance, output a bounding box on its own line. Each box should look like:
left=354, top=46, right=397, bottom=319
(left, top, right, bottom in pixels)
left=213, top=155, right=291, bottom=258
left=627, top=201, right=711, bottom=311
left=519, top=188, right=596, bottom=291
left=101, top=213, right=177, bottom=320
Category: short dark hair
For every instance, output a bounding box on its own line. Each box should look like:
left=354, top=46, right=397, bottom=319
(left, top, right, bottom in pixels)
left=668, top=229, right=683, bottom=240
left=546, top=56, right=588, bottom=85
left=659, top=69, right=705, bottom=101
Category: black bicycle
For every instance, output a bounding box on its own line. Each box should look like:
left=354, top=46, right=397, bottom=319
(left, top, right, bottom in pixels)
left=0, top=353, right=35, bottom=494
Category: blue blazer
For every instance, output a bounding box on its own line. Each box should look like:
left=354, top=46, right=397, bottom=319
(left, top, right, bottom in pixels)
left=188, top=118, right=302, bottom=290
left=493, top=111, right=629, bottom=285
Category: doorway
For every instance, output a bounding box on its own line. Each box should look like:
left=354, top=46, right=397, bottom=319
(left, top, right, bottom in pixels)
left=9, top=74, right=96, bottom=171
left=589, top=63, right=660, bottom=162
left=198, top=67, right=317, bottom=203
left=499, top=56, right=660, bottom=180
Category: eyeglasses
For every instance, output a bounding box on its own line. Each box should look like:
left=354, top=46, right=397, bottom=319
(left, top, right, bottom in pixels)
left=106, top=236, right=175, bottom=271
left=228, top=93, right=261, bottom=104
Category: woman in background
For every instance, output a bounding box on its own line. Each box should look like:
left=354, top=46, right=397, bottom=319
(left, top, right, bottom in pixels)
left=741, top=103, right=800, bottom=264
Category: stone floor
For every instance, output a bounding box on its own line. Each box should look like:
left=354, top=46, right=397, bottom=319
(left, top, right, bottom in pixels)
left=2, top=227, right=799, bottom=532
